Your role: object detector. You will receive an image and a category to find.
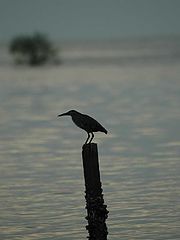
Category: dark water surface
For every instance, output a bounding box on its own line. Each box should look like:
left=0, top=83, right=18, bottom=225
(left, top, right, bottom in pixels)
left=0, top=42, right=180, bottom=239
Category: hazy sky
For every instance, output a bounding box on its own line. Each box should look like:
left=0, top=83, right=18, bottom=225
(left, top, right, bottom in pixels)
left=0, top=0, right=180, bottom=41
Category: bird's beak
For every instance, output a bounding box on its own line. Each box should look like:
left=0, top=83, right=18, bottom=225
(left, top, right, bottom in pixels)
left=58, top=112, right=69, bottom=117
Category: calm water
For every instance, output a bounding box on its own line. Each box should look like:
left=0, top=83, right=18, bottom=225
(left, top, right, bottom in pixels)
left=0, top=39, right=180, bottom=239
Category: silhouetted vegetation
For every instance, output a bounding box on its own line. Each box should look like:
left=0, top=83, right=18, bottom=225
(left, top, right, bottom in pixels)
left=9, top=33, right=59, bottom=66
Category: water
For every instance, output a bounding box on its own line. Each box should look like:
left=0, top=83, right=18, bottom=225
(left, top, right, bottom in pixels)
left=0, top=38, right=180, bottom=239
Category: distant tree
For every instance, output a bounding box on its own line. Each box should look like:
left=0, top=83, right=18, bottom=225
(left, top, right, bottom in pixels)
left=9, top=33, right=59, bottom=66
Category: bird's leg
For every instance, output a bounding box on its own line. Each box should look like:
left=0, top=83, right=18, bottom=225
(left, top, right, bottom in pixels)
left=89, top=132, right=94, bottom=143
left=85, top=132, right=90, bottom=145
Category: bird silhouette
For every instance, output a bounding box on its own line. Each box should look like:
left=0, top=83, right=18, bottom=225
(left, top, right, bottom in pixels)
left=58, top=110, right=107, bottom=144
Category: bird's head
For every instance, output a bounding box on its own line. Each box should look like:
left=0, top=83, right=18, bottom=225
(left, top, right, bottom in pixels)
left=58, top=110, right=78, bottom=117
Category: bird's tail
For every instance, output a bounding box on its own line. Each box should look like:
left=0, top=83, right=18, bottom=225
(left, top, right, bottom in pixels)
left=102, top=127, right=108, bottom=134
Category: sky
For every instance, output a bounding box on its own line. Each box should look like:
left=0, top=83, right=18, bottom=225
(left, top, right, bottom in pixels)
left=0, top=0, right=180, bottom=41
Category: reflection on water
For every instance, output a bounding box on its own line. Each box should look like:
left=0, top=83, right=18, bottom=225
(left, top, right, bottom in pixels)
left=0, top=44, right=180, bottom=239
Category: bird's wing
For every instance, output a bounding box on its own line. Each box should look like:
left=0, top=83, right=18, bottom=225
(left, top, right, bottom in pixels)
left=72, top=114, right=88, bottom=131
left=83, top=114, right=107, bottom=133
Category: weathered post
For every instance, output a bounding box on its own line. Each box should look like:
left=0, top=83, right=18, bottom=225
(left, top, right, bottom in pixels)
left=82, top=143, right=108, bottom=240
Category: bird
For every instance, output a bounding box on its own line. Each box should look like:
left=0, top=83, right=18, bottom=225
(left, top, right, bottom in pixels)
left=58, top=110, right=107, bottom=144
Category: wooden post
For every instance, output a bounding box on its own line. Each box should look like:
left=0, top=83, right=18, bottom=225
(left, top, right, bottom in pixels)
left=82, top=143, right=108, bottom=240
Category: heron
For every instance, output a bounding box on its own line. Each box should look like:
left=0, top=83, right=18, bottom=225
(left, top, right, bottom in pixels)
left=58, top=110, right=107, bottom=144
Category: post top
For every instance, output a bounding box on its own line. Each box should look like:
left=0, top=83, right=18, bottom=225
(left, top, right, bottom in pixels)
left=82, top=142, right=97, bottom=150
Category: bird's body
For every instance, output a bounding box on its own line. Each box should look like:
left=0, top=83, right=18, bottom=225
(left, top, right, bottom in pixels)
left=58, top=110, right=107, bottom=144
